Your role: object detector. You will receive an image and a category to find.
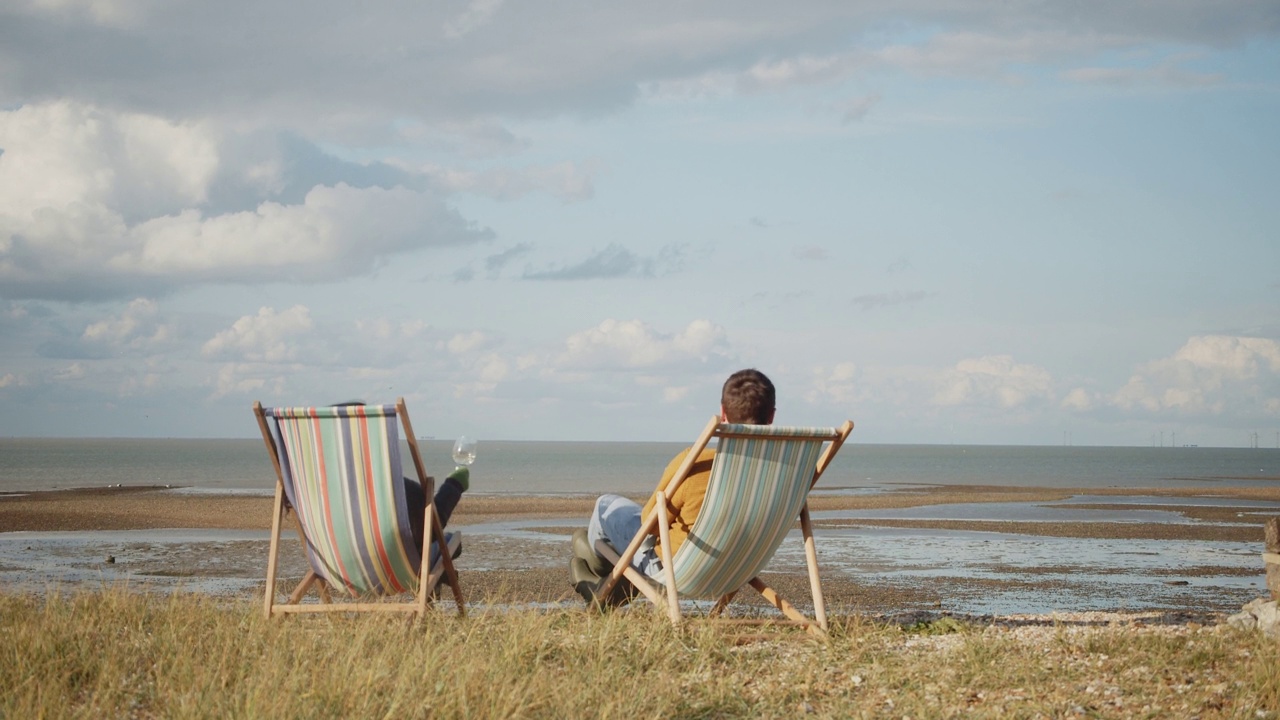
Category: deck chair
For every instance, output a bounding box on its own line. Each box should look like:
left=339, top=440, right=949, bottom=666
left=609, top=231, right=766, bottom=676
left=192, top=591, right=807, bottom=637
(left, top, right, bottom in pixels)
left=253, top=399, right=464, bottom=618
left=594, top=417, right=853, bottom=636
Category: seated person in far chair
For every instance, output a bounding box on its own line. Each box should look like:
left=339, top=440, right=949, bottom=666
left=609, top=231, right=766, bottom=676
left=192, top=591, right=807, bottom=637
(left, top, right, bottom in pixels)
left=569, top=368, right=776, bottom=606
left=334, top=401, right=470, bottom=558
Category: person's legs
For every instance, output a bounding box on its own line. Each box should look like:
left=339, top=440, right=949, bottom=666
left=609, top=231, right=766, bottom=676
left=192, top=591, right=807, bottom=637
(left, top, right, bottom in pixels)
left=433, top=468, right=468, bottom=528
left=586, top=493, right=662, bottom=578
left=404, top=468, right=469, bottom=556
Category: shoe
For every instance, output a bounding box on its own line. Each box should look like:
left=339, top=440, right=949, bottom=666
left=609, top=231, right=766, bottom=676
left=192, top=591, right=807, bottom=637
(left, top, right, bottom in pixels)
left=446, top=467, right=470, bottom=492
left=570, top=557, right=637, bottom=610
left=570, top=557, right=601, bottom=605
left=571, top=528, right=612, bottom=577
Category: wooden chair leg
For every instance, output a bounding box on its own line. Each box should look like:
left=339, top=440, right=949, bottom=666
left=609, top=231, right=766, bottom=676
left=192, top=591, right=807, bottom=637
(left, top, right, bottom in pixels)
left=709, top=590, right=738, bottom=618
left=748, top=577, right=825, bottom=637
left=263, top=484, right=287, bottom=619
left=655, top=501, right=681, bottom=624
left=800, top=506, right=828, bottom=631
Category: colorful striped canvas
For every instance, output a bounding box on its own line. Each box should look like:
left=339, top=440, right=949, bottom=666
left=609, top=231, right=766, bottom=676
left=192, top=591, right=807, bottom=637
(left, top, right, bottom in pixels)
left=669, top=424, right=838, bottom=598
left=264, top=404, right=421, bottom=596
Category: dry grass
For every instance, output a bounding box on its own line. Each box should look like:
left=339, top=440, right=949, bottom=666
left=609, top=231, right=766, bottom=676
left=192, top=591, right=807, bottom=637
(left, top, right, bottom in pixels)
left=2, top=589, right=1278, bottom=719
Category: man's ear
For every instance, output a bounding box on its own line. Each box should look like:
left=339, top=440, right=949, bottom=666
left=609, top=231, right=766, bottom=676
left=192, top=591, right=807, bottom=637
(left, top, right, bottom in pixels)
left=720, top=405, right=729, bottom=422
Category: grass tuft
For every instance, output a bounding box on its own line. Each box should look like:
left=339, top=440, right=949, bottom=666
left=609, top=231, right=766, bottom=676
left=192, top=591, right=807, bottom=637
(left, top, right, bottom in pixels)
left=2, top=589, right=1278, bottom=718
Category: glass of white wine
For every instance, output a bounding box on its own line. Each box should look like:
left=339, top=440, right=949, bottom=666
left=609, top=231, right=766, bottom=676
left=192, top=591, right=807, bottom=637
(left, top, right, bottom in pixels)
left=452, top=435, right=477, bottom=469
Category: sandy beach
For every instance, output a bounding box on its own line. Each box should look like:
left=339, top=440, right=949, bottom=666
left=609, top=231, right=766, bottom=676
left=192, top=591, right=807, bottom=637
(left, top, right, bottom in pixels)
left=2, top=483, right=1277, bottom=620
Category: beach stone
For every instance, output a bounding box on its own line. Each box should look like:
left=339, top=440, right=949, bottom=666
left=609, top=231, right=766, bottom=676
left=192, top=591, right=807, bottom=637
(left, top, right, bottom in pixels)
left=1254, top=601, right=1280, bottom=638
left=1227, top=611, right=1257, bottom=631
left=104, top=555, right=115, bottom=564
left=1227, top=598, right=1280, bottom=636
left=1243, top=597, right=1271, bottom=613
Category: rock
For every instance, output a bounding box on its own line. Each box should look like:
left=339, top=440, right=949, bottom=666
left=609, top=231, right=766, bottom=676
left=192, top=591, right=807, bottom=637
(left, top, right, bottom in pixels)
left=1255, top=601, right=1280, bottom=638
left=1227, top=598, right=1280, bottom=636
left=104, top=555, right=115, bottom=564
left=1243, top=597, right=1271, bottom=613
left=1227, top=611, right=1257, bottom=631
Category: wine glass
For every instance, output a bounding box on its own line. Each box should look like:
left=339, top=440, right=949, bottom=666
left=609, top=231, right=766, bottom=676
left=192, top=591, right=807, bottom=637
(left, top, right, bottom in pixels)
left=452, top=435, right=477, bottom=469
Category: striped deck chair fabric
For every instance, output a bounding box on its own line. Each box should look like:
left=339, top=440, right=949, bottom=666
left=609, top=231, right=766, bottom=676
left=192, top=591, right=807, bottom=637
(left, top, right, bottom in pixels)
left=253, top=398, right=463, bottom=617
left=670, top=424, right=833, bottom=598
left=593, top=416, right=853, bottom=635
left=265, top=404, right=420, bottom=595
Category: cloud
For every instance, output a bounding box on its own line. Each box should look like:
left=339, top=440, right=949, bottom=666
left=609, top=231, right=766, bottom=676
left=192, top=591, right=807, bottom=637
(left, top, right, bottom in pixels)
left=485, top=243, right=533, bottom=275
left=421, top=160, right=597, bottom=202
left=556, top=319, right=727, bottom=370
left=851, top=290, right=929, bottom=310
left=933, top=355, right=1054, bottom=409
left=737, top=53, right=866, bottom=92
left=1061, top=387, right=1095, bottom=411
left=201, top=305, right=313, bottom=363
left=444, top=0, right=506, bottom=39
left=523, top=244, right=677, bottom=281
left=1107, top=335, right=1280, bottom=421
left=447, top=331, right=489, bottom=354
left=0, top=102, right=493, bottom=302
left=792, top=245, right=829, bottom=261
left=807, top=362, right=858, bottom=405
left=5, top=2, right=1271, bottom=129
left=838, top=92, right=881, bottom=124
left=80, top=298, right=171, bottom=351
left=1062, top=56, right=1225, bottom=87
left=8, top=0, right=155, bottom=28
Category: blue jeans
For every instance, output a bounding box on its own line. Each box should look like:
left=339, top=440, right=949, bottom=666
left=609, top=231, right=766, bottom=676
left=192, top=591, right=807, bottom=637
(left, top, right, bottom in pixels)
left=587, top=493, right=663, bottom=579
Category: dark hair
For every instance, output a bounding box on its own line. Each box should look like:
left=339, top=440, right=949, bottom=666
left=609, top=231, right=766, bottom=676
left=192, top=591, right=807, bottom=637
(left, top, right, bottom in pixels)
left=721, top=369, right=775, bottom=424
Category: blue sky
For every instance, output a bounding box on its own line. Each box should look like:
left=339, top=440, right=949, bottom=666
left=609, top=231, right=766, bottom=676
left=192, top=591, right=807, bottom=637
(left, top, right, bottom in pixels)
left=0, top=1, right=1277, bottom=445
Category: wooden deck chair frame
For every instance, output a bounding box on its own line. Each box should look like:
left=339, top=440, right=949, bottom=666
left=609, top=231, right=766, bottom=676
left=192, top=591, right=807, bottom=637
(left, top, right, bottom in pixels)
left=253, top=398, right=464, bottom=618
left=595, top=417, right=853, bottom=636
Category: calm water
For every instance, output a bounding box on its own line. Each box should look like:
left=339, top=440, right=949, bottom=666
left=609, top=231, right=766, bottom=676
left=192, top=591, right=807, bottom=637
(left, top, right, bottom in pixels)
left=1, top=438, right=1277, bottom=495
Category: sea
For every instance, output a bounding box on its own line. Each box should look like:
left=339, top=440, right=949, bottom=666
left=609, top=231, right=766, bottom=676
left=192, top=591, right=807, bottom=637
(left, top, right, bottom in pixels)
left=1, top=437, right=1278, bottom=495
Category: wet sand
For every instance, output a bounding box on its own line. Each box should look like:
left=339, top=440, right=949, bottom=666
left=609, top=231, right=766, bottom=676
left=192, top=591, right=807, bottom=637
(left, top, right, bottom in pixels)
left=2, top=484, right=1277, bottom=620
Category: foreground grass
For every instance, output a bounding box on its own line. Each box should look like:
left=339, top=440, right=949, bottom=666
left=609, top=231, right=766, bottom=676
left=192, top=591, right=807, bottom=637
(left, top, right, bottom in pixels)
left=2, top=590, right=1278, bottom=719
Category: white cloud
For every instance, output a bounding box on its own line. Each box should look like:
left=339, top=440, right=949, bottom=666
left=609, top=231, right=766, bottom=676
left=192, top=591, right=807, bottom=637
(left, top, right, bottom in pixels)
left=81, top=298, right=171, bottom=350
left=447, top=331, right=489, bottom=354
left=444, top=0, right=506, bottom=39
left=0, top=373, right=17, bottom=388
left=807, top=362, right=858, bottom=405
left=11, top=0, right=155, bottom=27
left=933, top=355, right=1054, bottom=409
left=202, top=306, right=313, bottom=363
left=421, top=160, right=598, bottom=202
left=0, top=102, right=490, bottom=302
left=0, top=101, right=217, bottom=223
left=1062, top=55, right=1225, bottom=88
left=1109, top=335, right=1280, bottom=419
left=557, top=319, right=727, bottom=370
left=209, top=363, right=272, bottom=399
left=663, top=386, right=690, bottom=403
left=53, top=363, right=86, bottom=381
left=1061, top=387, right=1095, bottom=411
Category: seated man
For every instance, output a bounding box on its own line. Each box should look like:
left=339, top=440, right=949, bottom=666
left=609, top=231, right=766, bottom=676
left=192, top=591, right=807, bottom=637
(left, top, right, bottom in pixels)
left=333, top=402, right=470, bottom=557
left=569, top=368, right=776, bottom=605
left=404, top=465, right=470, bottom=559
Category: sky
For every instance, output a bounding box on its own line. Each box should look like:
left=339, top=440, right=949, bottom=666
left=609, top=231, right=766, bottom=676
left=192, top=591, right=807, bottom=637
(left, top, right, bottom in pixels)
left=0, top=1, right=1278, bottom=446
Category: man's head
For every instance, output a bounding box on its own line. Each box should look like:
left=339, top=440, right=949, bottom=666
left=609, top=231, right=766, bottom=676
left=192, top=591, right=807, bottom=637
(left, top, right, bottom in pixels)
left=720, top=369, right=776, bottom=424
